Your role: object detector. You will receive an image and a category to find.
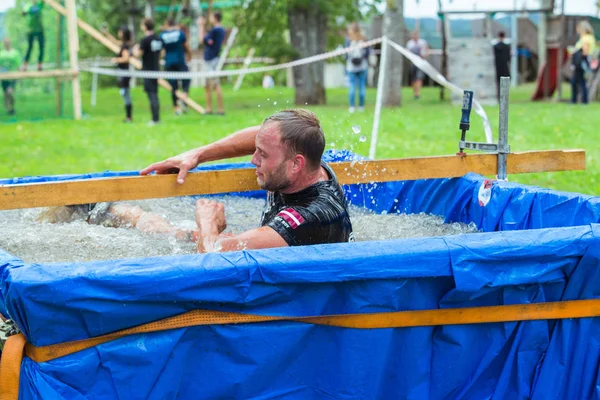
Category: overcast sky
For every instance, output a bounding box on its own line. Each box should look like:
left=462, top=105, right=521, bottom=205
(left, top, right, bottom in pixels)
left=1, top=0, right=597, bottom=16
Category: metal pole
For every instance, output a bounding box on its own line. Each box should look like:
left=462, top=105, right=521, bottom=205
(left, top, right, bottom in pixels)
left=498, top=76, right=510, bottom=180
left=91, top=55, right=99, bottom=107
left=369, top=36, right=389, bottom=160
left=510, top=3, right=518, bottom=87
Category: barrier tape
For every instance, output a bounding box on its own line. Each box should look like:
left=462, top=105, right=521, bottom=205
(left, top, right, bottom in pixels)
left=78, top=36, right=493, bottom=142
left=78, top=38, right=383, bottom=79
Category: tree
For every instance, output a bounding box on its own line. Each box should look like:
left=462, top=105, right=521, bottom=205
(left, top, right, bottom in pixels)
left=234, top=0, right=365, bottom=105
left=382, top=0, right=404, bottom=107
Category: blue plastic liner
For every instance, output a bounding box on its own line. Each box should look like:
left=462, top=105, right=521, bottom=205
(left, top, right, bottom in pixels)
left=1, top=151, right=599, bottom=399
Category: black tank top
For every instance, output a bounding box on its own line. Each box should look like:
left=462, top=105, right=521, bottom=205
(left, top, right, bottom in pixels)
left=118, top=44, right=129, bottom=70
left=260, top=163, right=354, bottom=246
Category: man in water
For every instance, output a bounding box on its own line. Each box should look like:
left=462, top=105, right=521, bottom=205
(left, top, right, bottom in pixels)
left=141, top=109, right=354, bottom=252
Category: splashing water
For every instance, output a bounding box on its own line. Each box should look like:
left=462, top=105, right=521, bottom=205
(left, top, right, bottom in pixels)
left=0, top=197, right=478, bottom=263
left=352, top=125, right=361, bottom=134
left=359, top=136, right=367, bottom=143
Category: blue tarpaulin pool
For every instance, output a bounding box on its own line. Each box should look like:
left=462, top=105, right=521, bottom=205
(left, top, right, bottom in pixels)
left=1, top=151, right=599, bottom=399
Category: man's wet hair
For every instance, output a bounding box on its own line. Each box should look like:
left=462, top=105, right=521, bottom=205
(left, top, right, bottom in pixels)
left=263, top=109, right=326, bottom=171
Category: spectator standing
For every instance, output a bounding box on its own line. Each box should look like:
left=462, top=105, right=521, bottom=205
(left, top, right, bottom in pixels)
left=345, top=22, right=369, bottom=113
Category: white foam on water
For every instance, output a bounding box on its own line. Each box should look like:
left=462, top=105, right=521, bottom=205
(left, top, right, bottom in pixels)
left=0, top=197, right=478, bottom=263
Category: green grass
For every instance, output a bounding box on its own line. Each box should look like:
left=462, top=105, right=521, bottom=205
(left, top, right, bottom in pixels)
left=1, top=83, right=598, bottom=195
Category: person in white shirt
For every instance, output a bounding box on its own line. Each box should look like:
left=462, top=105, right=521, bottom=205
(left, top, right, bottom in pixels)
left=406, top=31, right=429, bottom=100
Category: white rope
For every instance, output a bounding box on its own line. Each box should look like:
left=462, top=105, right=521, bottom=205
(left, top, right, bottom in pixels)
left=386, top=39, right=494, bottom=143
left=78, top=38, right=383, bottom=79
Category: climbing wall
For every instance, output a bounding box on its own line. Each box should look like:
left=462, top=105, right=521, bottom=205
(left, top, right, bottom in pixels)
left=448, top=37, right=498, bottom=106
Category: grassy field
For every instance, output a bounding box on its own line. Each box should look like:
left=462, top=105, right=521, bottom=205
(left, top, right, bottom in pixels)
left=1, top=83, right=598, bottom=195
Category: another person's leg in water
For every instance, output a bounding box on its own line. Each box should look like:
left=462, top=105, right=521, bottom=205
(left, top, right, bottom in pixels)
left=38, top=203, right=197, bottom=242
left=358, top=69, right=367, bottom=112
left=348, top=71, right=357, bottom=113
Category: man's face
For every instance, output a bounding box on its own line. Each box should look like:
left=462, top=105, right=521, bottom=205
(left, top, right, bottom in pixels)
left=251, top=122, right=293, bottom=192
left=412, top=32, right=419, bottom=41
left=209, top=14, right=217, bottom=25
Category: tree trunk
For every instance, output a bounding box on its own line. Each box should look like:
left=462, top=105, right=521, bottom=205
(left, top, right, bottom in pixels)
left=382, top=0, right=404, bottom=107
left=287, top=3, right=327, bottom=105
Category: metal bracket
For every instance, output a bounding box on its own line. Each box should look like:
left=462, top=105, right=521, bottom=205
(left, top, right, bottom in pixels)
left=457, top=77, right=511, bottom=180
left=0, top=319, right=21, bottom=340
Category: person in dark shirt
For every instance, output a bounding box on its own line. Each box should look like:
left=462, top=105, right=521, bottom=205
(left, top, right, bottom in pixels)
left=111, top=26, right=133, bottom=122
left=160, top=18, right=191, bottom=115
left=134, top=18, right=163, bottom=125
left=197, top=11, right=226, bottom=115
left=493, top=31, right=511, bottom=101
left=141, top=109, right=354, bottom=252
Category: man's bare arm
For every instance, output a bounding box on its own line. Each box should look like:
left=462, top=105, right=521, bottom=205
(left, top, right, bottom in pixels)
left=199, top=226, right=288, bottom=253
left=140, top=125, right=261, bottom=183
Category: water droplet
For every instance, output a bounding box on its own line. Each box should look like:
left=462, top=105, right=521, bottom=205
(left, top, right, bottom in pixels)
left=330, top=142, right=336, bottom=148
left=352, top=125, right=361, bottom=134
left=258, top=104, right=261, bottom=108
left=350, top=160, right=357, bottom=168
left=359, top=136, right=367, bottom=143
left=394, top=199, right=399, bottom=203
left=273, top=101, right=277, bottom=105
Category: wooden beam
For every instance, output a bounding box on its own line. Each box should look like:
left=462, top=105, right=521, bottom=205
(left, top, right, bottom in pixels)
left=0, top=69, right=78, bottom=80
left=43, top=0, right=206, bottom=114
left=66, top=0, right=82, bottom=120
left=0, top=150, right=585, bottom=211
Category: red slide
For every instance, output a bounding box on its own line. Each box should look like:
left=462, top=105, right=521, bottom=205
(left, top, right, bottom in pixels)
left=532, top=47, right=569, bottom=101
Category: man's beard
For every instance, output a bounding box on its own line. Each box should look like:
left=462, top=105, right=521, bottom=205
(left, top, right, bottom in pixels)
left=258, top=169, right=291, bottom=192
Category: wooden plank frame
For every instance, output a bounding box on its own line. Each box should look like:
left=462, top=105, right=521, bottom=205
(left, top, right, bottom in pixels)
left=0, top=70, right=78, bottom=80
left=0, top=150, right=586, bottom=211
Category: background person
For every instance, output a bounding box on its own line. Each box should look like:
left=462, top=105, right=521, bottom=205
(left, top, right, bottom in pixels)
left=21, top=0, right=45, bottom=71
left=134, top=18, right=163, bottom=125
left=0, top=38, right=21, bottom=116
left=111, top=26, right=133, bottom=123
left=493, top=31, right=511, bottom=101
left=345, top=22, right=369, bottom=113
left=570, top=21, right=596, bottom=104
left=160, top=19, right=191, bottom=115
left=406, top=31, right=429, bottom=100
left=197, top=11, right=226, bottom=115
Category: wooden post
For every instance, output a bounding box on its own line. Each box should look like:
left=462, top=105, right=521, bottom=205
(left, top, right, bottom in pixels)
left=437, top=1, right=447, bottom=101
left=233, top=48, right=255, bottom=91
left=55, top=8, right=63, bottom=117
left=65, top=0, right=82, bottom=120
left=556, top=0, right=566, bottom=101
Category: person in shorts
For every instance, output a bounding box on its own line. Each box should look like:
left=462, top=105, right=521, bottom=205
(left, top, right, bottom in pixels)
left=406, top=31, right=429, bottom=100
left=197, top=11, right=226, bottom=115
left=160, top=18, right=192, bottom=115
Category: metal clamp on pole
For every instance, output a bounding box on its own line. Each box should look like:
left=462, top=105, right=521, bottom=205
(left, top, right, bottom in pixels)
left=457, top=77, right=511, bottom=180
